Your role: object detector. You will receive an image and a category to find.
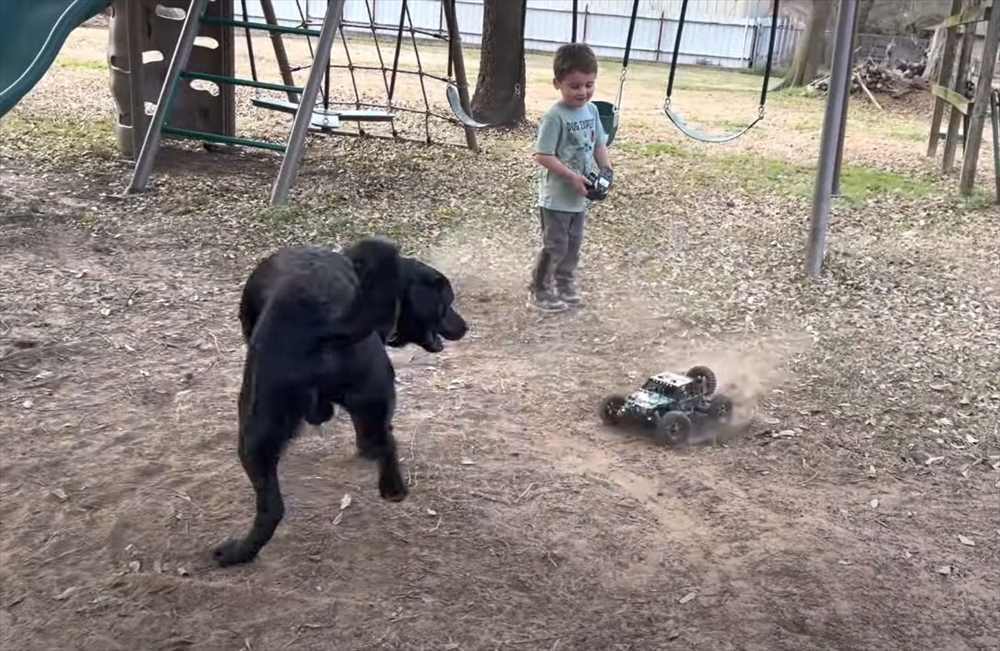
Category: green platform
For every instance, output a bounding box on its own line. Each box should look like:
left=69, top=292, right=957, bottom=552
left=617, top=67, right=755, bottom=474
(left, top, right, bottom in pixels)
left=0, top=0, right=111, bottom=120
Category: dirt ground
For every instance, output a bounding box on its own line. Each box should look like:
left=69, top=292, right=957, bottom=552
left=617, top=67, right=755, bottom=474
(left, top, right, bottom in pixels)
left=1, top=24, right=999, bottom=651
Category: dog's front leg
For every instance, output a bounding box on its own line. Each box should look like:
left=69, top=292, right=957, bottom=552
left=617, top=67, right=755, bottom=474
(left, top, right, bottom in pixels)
left=346, top=401, right=407, bottom=502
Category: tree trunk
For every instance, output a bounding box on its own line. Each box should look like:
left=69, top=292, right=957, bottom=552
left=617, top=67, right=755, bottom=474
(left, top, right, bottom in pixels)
left=470, top=0, right=526, bottom=126
left=782, top=0, right=835, bottom=87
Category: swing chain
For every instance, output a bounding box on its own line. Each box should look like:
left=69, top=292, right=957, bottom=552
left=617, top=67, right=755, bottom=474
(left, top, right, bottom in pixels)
left=758, top=104, right=766, bottom=119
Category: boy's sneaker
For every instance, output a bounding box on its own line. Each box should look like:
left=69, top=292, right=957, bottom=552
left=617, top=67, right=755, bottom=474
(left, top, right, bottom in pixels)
left=557, top=284, right=582, bottom=305
left=530, top=290, right=568, bottom=312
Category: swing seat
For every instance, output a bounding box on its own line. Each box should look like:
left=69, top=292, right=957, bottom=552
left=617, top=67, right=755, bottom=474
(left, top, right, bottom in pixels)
left=663, top=105, right=762, bottom=144
left=593, top=100, right=619, bottom=146
left=446, top=83, right=498, bottom=129
left=252, top=98, right=395, bottom=124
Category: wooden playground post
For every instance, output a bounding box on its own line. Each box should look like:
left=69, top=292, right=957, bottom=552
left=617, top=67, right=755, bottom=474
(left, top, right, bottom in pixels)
left=943, top=0, right=978, bottom=172
left=928, top=0, right=963, bottom=157
left=960, top=1, right=1000, bottom=193
left=123, top=0, right=148, bottom=157
left=259, top=0, right=299, bottom=103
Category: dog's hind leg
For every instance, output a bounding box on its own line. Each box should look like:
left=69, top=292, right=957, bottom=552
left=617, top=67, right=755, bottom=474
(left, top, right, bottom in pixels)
left=346, top=401, right=408, bottom=503
left=214, top=382, right=297, bottom=567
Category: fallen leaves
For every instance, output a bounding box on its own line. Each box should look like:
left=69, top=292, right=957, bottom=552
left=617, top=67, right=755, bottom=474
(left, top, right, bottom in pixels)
left=53, top=587, right=79, bottom=601
left=678, top=592, right=697, bottom=604
left=332, top=493, right=352, bottom=526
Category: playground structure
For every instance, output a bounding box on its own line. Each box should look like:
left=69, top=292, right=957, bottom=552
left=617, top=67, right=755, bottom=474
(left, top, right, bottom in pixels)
left=4, top=0, right=996, bottom=217
left=122, top=0, right=485, bottom=204
left=925, top=0, right=1000, bottom=200
left=108, top=0, right=236, bottom=159
left=1, top=0, right=485, bottom=205
left=0, top=0, right=112, bottom=118
left=2, top=0, right=791, bottom=205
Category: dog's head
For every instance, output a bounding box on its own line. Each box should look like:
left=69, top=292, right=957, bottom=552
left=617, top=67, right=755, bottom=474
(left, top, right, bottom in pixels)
left=386, top=258, right=467, bottom=353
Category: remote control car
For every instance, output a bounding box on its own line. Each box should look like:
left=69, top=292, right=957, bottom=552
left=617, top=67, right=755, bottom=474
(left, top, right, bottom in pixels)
left=600, top=365, right=733, bottom=446
left=585, top=168, right=614, bottom=201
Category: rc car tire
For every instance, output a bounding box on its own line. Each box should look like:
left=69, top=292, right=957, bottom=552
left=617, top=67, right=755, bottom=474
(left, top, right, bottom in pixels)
left=600, top=395, right=626, bottom=425
left=655, top=411, right=692, bottom=446
left=685, top=365, right=717, bottom=397
left=708, top=394, right=734, bottom=423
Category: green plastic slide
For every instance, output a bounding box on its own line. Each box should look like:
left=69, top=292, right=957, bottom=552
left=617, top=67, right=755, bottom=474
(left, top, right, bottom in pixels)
left=0, top=0, right=111, bottom=119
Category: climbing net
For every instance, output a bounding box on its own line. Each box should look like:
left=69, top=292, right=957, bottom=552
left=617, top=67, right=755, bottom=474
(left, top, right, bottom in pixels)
left=236, top=0, right=478, bottom=147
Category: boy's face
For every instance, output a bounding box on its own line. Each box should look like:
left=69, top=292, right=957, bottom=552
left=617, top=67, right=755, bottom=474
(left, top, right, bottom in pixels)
left=554, top=70, right=596, bottom=108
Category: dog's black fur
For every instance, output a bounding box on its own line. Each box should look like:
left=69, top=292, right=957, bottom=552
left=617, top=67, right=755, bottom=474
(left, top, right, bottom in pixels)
left=213, top=239, right=466, bottom=567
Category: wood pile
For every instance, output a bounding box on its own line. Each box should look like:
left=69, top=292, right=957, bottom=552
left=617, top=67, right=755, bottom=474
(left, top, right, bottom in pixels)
left=808, top=58, right=931, bottom=109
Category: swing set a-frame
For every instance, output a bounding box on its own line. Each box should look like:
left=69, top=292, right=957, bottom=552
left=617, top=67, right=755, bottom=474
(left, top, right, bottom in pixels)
left=126, top=0, right=486, bottom=205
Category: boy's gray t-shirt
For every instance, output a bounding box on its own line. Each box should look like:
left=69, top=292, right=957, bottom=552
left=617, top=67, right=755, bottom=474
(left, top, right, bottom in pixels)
left=535, top=101, right=608, bottom=212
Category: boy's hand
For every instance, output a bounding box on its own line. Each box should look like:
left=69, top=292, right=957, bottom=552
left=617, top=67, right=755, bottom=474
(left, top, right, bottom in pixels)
left=569, top=173, right=590, bottom=197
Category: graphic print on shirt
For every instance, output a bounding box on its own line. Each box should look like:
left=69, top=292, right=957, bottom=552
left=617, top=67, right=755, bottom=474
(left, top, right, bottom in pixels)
left=564, top=116, right=596, bottom=174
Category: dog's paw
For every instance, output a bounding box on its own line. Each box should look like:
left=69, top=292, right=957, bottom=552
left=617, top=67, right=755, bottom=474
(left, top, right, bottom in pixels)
left=378, top=470, right=408, bottom=502
left=213, top=539, right=257, bottom=567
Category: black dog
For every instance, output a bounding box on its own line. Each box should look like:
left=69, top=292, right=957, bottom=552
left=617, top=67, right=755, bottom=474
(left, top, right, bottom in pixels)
left=213, top=239, right=466, bottom=567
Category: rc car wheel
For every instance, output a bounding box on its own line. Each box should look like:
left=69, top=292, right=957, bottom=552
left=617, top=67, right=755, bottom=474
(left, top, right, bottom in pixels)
left=707, top=394, right=734, bottom=423
left=685, top=365, right=717, bottom=397
left=600, top=395, right=626, bottom=425
left=654, top=411, right=692, bottom=446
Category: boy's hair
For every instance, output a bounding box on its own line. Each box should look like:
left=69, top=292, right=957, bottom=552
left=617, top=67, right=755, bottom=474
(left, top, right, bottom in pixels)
left=553, top=43, right=598, bottom=81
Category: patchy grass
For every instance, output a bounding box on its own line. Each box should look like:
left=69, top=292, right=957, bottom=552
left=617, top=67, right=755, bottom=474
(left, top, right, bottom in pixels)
left=712, top=153, right=940, bottom=204
left=707, top=117, right=761, bottom=131
left=885, top=123, right=929, bottom=142
left=791, top=118, right=821, bottom=133
left=0, top=114, right=117, bottom=159
left=838, top=164, right=937, bottom=200
left=57, top=58, right=106, bottom=71
left=618, top=141, right=688, bottom=158
left=952, top=188, right=998, bottom=212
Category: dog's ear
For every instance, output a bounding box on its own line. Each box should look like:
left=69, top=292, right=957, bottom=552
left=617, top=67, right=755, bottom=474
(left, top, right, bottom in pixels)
left=344, top=237, right=401, bottom=289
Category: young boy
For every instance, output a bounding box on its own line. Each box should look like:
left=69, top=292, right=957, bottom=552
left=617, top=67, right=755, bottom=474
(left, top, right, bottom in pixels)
left=530, top=42, right=613, bottom=312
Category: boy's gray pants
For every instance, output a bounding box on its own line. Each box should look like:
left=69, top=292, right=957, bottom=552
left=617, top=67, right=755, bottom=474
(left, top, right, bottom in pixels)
left=531, top=207, right=586, bottom=293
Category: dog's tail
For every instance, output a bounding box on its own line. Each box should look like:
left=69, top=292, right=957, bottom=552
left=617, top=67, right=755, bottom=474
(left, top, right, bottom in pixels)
left=339, top=237, right=402, bottom=340
left=344, top=237, right=401, bottom=292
